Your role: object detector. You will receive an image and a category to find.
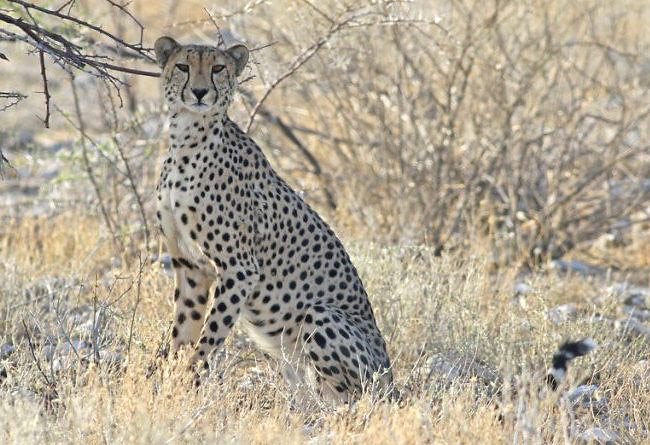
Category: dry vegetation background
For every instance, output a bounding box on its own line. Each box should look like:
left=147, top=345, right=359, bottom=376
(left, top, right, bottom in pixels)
left=1, top=0, right=650, bottom=443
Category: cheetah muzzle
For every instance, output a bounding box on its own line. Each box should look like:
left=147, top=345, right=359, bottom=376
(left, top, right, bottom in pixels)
left=154, top=36, right=392, bottom=403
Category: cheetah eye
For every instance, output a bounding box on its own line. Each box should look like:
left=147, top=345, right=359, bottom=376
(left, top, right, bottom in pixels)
left=176, top=64, right=189, bottom=73
left=212, top=65, right=225, bottom=74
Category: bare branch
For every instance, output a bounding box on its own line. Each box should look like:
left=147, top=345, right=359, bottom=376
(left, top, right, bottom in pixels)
left=37, top=49, right=51, bottom=127
left=6, top=0, right=154, bottom=62
left=0, top=91, right=27, bottom=112
left=245, top=14, right=357, bottom=132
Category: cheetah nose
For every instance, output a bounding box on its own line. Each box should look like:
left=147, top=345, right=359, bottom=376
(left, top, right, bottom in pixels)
left=191, top=88, right=208, bottom=101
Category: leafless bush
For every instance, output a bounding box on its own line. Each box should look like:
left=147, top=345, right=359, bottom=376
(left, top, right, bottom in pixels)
left=231, top=0, right=650, bottom=266
left=3, top=0, right=650, bottom=268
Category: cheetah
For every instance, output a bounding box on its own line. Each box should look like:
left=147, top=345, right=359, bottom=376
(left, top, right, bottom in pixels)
left=153, top=36, right=392, bottom=402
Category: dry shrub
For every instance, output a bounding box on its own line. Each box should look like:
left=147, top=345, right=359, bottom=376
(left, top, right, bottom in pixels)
left=5, top=0, right=648, bottom=268
left=1, top=221, right=647, bottom=443
left=225, top=0, right=650, bottom=266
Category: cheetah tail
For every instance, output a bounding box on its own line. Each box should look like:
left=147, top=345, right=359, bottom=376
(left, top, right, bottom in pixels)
left=545, top=338, right=597, bottom=390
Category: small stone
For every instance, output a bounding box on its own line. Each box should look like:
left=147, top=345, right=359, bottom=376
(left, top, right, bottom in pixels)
left=548, top=303, right=578, bottom=325
left=101, top=351, right=125, bottom=370
left=568, top=384, right=599, bottom=404
left=0, top=343, right=15, bottom=360
left=567, top=385, right=608, bottom=412
left=551, top=260, right=599, bottom=277
left=621, top=305, right=650, bottom=322
left=576, top=427, right=620, bottom=444
left=514, top=282, right=534, bottom=296
left=43, top=344, right=57, bottom=361
left=607, top=283, right=649, bottom=307
left=616, top=318, right=650, bottom=341
left=156, top=253, right=173, bottom=277
left=9, top=388, right=39, bottom=404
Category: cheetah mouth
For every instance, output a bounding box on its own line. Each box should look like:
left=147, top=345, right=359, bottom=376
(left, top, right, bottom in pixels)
left=186, top=102, right=212, bottom=112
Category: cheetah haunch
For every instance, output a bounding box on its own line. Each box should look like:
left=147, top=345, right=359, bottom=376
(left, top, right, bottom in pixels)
left=154, top=36, right=392, bottom=402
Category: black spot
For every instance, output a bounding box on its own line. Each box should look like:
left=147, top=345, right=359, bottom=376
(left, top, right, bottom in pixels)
left=313, top=332, right=327, bottom=348
left=325, top=327, right=336, bottom=339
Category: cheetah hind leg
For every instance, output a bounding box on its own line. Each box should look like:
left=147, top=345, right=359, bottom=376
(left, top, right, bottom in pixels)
left=301, top=308, right=393, bottom=403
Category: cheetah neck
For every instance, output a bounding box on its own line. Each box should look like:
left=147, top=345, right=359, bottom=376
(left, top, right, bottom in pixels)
left=168, top=109, right=228, bottom=153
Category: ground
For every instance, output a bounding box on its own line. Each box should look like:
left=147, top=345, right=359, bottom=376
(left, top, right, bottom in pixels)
left=0, top=212, right=649, bottom=443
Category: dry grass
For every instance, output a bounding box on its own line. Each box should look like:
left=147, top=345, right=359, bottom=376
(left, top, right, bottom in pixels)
left=1, top=216, right=649, bottom=444
left=1, top=0, right=650, bottom=443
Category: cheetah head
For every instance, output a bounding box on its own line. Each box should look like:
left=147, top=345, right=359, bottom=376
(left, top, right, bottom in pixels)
left=154, top=36, right=249, bottom=114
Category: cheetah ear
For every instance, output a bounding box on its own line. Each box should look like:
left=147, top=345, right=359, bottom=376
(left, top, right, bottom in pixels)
left=226, top=44, right=249, bottom=77
left=154, top=36, right=180, bottom=68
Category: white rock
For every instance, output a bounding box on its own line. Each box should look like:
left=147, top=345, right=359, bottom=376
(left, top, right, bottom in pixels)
left=576, top=427, right=619, bottom=444
left=568, top=384, right=599, bottom=404
left=616, top=318, right=650, bottom=340
left=551, top=260, right=599, bottom=276
left=426, top=353, right=498, bottom=384
left=101, top=351, right=125, bottom=369
left=155, top=253, right=173, bottom=277
left=548, top=303, right=578, bottom=325
left=514, top=282, right=534, bottom=296
left=567, top=385, right=608, bottom=412
left=621, top=306, right=650, bottom=322
left=606, top=283, right=649, bottom=307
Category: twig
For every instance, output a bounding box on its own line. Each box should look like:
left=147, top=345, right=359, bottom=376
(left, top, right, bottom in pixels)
left=203, top=7, right=224, bottom=47
left=21, top=319, right=52, bottom=387
left=127, top=253, right=145, bottom=356
left=0, top=91, right=27, bottom=112
left=254, top=103, right=337, bottom=210
left=37, top=50, right=51, bottom=127
left=6, top=0, right=154, bottom=61
left=0, top=148, right=14, bottom=178
left=113, top=135, right=150, bottom=247
left=245, top=14, right=356, bottom=132
left=69, top=73, right=120, bottom=247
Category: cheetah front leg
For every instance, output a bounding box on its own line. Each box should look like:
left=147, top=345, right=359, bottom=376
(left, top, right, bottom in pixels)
left=170, top=259, right=213, bottom=353
left=192, top=251, right=259, bottom=369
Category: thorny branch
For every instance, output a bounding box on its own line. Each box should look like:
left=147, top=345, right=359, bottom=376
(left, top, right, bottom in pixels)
left=244, top=13, right=357, bottom=132
left=38, top=50, right=51, bottom=127
left=6, top=0, right=154, bottom=62
left=0, top=91, right=27, bottom=112
left=0, top=0, right=159, bottom=126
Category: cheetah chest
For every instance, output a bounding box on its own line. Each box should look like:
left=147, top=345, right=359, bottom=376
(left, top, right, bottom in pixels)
left=157, top=164, right=213, bottom=269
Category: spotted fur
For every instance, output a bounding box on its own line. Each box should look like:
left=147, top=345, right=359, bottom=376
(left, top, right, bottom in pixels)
left=154, top=36, right=392, bottom=402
